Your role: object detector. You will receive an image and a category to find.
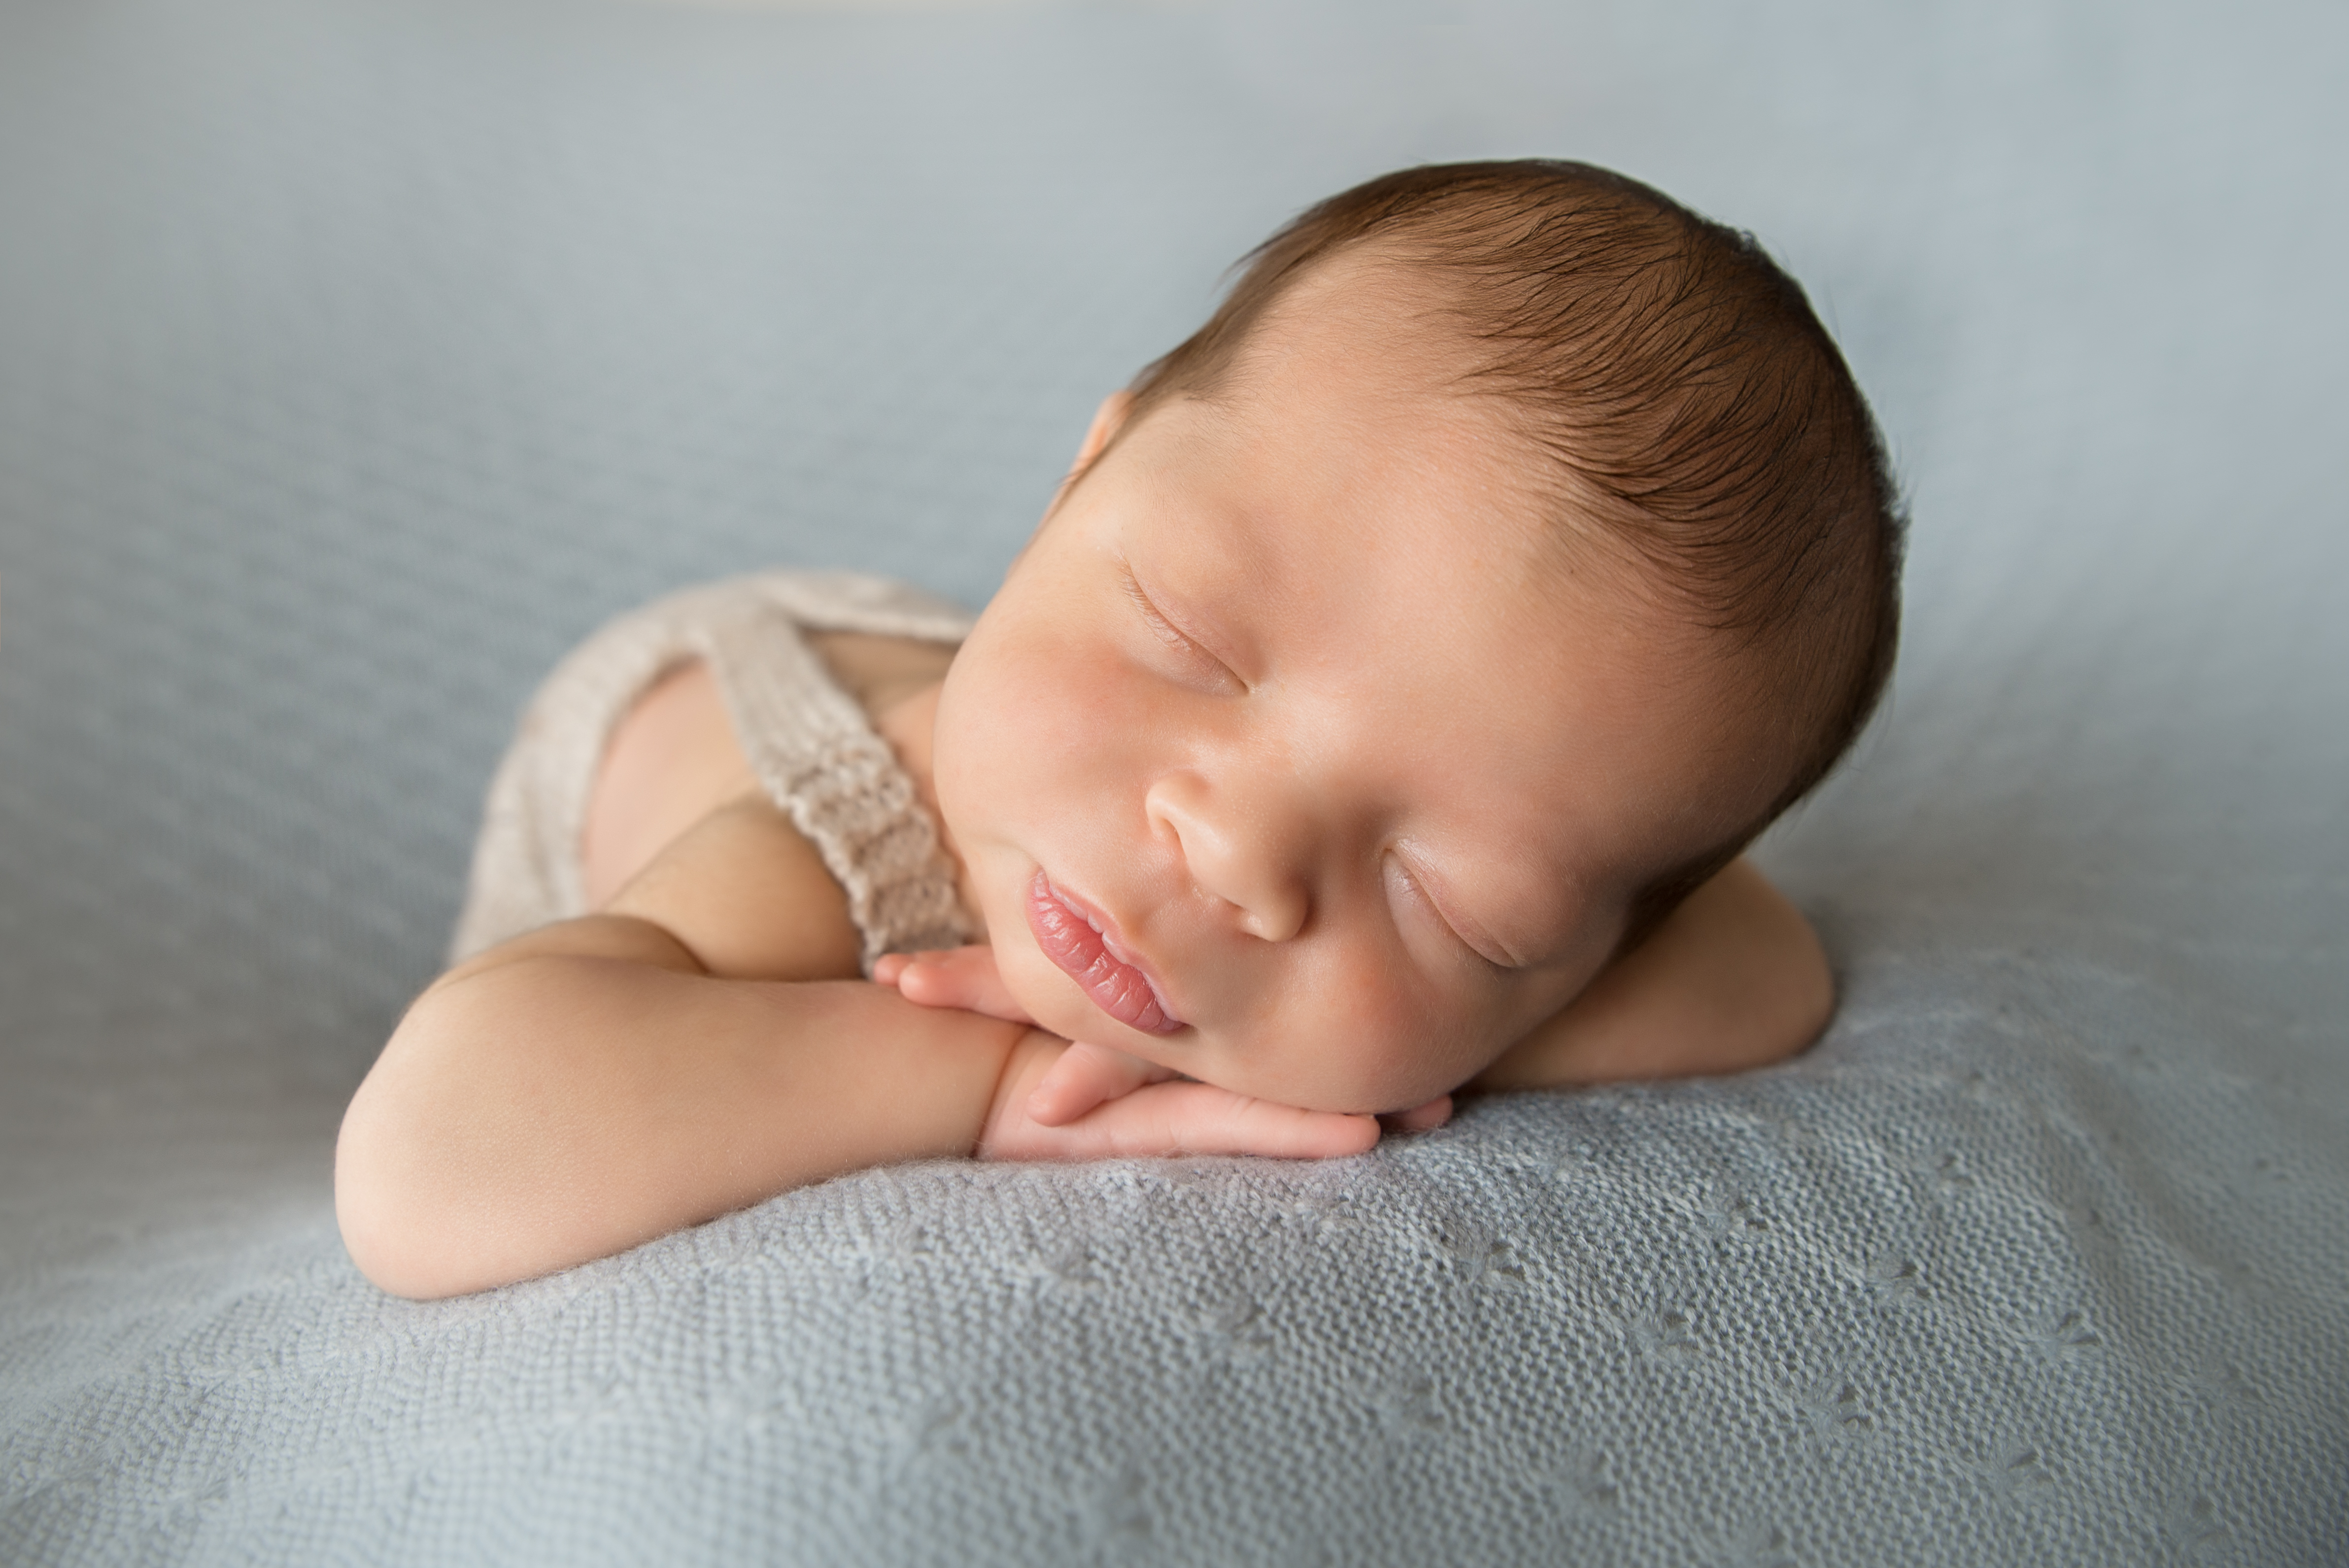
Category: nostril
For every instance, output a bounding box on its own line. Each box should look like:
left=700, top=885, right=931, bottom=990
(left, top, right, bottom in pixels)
left=1147, top=772, right=1308, bottom=943
left=1237, top=888, right=1308, bottom=944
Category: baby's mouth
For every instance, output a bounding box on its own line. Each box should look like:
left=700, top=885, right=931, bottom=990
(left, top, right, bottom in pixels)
left=1025, top=871, right=1184, bottom=1035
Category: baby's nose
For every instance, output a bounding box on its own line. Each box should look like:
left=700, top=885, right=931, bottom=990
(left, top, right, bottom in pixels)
left=1145, top=773, right=1310, bottom=943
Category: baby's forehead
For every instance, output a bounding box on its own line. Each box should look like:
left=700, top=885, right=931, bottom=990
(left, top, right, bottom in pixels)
left=1225, top=246, right=1503, bottom=400
left=1196, top=256, right=1616, bottom=538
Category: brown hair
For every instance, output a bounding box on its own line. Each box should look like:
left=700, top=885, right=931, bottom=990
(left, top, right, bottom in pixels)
left=1109, top=159, right=1904, bottom=942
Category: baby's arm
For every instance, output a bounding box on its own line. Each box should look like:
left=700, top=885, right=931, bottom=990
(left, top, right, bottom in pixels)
left=1468, top=857, right=1832, bottom=1092
left=335, top=801, right=1031, bottom=1299
left=338, top=796, right=1380, bottom=1298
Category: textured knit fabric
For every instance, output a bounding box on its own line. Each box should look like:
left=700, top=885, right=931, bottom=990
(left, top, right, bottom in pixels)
left=3, top=2, right=2347, bottom=1565
left=450, top=570, right=978, bottom=972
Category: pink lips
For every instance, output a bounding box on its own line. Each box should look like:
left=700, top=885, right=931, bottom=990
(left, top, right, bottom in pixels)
left=1026, top=871, right=1184, bottom=1034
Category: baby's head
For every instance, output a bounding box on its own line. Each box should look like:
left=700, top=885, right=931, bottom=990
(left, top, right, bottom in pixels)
left=933, top=160, right=1902, bottom=1113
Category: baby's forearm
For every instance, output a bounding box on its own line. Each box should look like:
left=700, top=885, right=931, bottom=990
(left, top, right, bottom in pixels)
left=335, top=916, right=1025, bottom=1298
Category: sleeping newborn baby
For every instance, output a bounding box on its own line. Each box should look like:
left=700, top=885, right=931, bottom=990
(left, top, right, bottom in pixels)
left=338, top=160, right=1902, bottom=1298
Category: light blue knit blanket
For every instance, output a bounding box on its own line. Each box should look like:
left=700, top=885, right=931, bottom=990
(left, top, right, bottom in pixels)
left=2, top=0, right=2343, bottom=1562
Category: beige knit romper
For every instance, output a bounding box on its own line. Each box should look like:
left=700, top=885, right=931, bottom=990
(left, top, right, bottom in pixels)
left=449, top=571, right=980, bottom=972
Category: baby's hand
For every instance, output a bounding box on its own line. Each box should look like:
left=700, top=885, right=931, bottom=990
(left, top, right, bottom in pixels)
left=877, top=947, right=1182, bottom=1126
left=878, top=948, right=1170, bottom=1124
left=877, top=944, right=1453, bottom=1160
left=874, top=946, right=1032, bottom=1023
left=978, top=1030, right=1389, bottom=1162
left=1025, top=1039, right=1173, bottom=1125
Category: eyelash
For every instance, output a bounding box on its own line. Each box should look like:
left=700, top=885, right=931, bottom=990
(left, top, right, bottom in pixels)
left=1390, top=852, right=1510, bottom=974
left=1120, top=566, right=1238, bottom=687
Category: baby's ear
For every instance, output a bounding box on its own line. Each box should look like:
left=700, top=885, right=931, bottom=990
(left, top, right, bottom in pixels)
left=1045, top=391, right=1136, bottom=517
left=1027, top=391, right=1137, bottom=554
left=1075, top=389, right=1135, bottom=470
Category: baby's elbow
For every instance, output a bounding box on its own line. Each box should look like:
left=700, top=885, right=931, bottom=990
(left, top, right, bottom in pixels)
left=1748, top=904, right=1836, bottom=1070
left=334, top=999, right=522, bottom=1300
left=337, top=1092, right=429, bottom=1297
left=336, top=1062, right=471, bottom=1299
left=1783, top=954, right=1836, bottom=1063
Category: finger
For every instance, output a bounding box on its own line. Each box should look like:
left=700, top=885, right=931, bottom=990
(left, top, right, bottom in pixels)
left=871, top=953, right=911, bottom=987
left=891, top=945, right=1033, bottom=1023
left=1025, top=1041, right=1167, bottom=1126
left=1061, top=1084, right=1382, bottom=1161
left=1381, top=1094, right=1453, bottom=1133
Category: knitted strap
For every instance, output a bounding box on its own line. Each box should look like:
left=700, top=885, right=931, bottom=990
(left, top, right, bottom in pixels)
left=703, top=594, right=975, bottom=969
left=449, top=572, right=977, bottom=971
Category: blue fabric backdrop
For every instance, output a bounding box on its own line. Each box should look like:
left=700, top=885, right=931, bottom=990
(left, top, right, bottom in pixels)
left=2, top=1, right=2344, bottom=1562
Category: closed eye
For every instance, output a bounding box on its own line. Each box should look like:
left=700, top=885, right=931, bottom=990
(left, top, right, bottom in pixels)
left=1386, top=850, right=1516, bottom=973
left=1119, top=563, right=1242, bottom=690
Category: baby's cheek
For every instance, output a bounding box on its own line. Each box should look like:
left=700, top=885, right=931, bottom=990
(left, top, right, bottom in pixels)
left=1295, top=955, right=1479, bottom=1112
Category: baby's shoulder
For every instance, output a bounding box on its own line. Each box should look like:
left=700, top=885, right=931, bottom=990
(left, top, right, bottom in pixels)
left=577, top=626, right=960, bottom=982
left=580, top=656, right=868, bottom=979
left=580, top=658, right=757, bottom=910
left=583, top=628, right=953, bottom=906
